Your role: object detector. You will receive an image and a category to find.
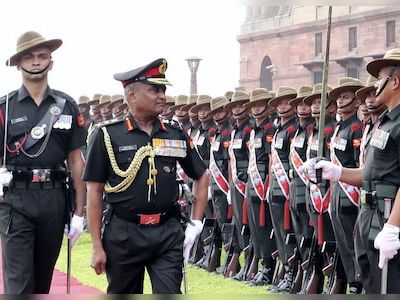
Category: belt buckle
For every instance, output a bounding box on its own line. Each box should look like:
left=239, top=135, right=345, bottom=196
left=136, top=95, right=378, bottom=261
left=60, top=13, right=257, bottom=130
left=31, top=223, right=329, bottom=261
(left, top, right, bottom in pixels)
left=31, top=169, right=51, bottom=183
left=139, top=214, right=161, bottom=225
left=360, top=189, right=367, bottom=205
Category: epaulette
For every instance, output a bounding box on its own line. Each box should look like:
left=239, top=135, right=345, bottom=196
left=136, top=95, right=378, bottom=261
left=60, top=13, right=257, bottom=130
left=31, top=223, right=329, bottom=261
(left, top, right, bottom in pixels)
left=351, top=123, right=361, bottom=132
left=263, top=122, right=273, bottom=131
left=208, top=127, right=217, bottom=135
left=0, top=90, right=18, bottom=105
left=96, top=116, right=125, bottom=128
left=287, top=125, right=296, bottom=134
left=244, top=126, right=252, bottom=135
left=221, top=129, right=230, bottom=136
left=324, top=127, right=334, bottom=135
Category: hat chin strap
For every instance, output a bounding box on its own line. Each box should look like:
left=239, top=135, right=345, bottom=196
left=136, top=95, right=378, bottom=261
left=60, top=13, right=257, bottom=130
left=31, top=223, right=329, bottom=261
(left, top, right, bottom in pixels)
left=337, top=97, right=355, bottom=109
left=21, top=61, right=51, bottom=75
left=251, top=106, right=267, bottom=117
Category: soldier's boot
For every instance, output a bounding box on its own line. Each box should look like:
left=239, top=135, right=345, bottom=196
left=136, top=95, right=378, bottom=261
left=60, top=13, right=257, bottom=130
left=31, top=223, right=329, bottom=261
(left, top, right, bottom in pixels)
left=194, top=244, right=211, bottom=269
left=348, top=281, right=363, bottom=294
left=245, top=256, right=259, bottom=282
left=273, top=267, right=294, bottom=293
left=224, top=252, right=240, bottom=278
left=206, top=247, right=221, bottom=273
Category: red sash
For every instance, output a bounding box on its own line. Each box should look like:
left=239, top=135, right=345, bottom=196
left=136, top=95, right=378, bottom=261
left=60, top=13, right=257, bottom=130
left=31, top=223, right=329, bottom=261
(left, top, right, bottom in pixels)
left=289, top=129, right=309, bottom=186
left=330, top=126, right=360, bottom=206
left=248, top=129, right=269, bottom=201
left=209, top=146, right=229, bottom=195
left=271, top=132, right=290, bottom=199
left=228, top=129, right=246, bottom=196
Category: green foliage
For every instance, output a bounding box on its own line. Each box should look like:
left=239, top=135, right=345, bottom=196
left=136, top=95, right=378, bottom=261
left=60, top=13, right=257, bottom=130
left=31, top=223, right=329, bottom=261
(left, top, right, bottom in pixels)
left=55, top=233, right=269, bottom=294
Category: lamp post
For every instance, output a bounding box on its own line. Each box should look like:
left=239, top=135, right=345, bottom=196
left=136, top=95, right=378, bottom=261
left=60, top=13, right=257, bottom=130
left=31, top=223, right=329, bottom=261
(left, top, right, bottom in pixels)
left=186, top=56, right=202, bottom=94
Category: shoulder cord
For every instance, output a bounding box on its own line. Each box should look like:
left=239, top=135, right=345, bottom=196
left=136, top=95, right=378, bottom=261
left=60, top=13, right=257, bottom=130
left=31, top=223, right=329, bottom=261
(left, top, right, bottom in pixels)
left=101, top=127, right=157, bottom=195
left=20, top=114, right=56, bottom=159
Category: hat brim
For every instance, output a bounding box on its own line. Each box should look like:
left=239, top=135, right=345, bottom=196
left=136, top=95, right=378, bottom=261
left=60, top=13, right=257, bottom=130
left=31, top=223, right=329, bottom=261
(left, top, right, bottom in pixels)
left=189, top=102, right=210, bottom=114
left=355, top=86, right=376, bottom=102
left=145, top=78, right=172, bottom=86
left=170, top=104, right=185, bottom=111
left=268, top=93, right=297, bottom=108
left=367, top=59, right=400, bottom=78
left=7, top=39, right=62, bottom=66
left=180, top=103, right=196, bottom=112
left=97, top=102, right=111, bottom=108
left=243, top=97, right=271, bottom=108
left=289, top=97, right=307, bottom=107
left=206, top=106, right=226, bottom=117
left=107, top=100, right=123, bottom=108
left=88, top=100, right=100, bottom=105
left=328, top=85, right=363, bottom=101
left=223, top=99, right=249, bottom=111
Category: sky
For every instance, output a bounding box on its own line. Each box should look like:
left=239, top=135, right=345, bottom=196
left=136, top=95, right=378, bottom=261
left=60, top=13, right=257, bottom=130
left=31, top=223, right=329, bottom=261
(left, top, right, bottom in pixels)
left=0, top=0, right=245, bottom=101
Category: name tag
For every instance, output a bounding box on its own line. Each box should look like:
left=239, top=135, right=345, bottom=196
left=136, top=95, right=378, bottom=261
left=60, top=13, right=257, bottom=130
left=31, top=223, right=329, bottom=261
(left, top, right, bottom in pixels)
left=253, top=138, right=262, bottom=149
left=274, top=137, right=283, bottom=149
left=11, top=116, right=28, bottom=124
left=53, top=114, right=72, bottom=130
left=211, top=141, right=220, bottom=152
left=152, top=138, right=187, bottom=158
left=370, top=128, right=390, bottom=150
left=310, top=139, right=319, bottom=151
left=293, top=136, right=305, bottom=148
left=196, top=136, right=205, bottom=146
left=232, top=139, right=243, bottom=149
left=119, top=145, right=137, bottom=152
left=333, top=137, right=347, bottom=151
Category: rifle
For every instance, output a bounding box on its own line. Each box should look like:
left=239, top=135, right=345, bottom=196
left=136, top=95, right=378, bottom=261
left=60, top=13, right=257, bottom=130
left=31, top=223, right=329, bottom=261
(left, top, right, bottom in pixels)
left=200, top=218, right=217, bottom=270
left=221, top=223, right=236, bottom=277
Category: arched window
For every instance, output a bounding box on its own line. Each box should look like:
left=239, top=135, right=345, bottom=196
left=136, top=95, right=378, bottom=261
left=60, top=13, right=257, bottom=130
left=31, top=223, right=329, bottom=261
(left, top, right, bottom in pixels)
left=260, top=56, right=273, bottom=90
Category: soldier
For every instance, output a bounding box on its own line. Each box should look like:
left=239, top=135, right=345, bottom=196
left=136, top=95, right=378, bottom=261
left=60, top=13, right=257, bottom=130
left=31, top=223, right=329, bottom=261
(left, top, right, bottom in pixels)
left=205, top=96, right=233, bottom=272
left=84, top=58, right=209, bottom=294
left=88, top=93, right=102, bottom=124
left=353, top=75, right=386, bottom=291
left=97, top=95, right=113, bottom=123
left=159, top=95, right=175, bottom=121
left=0, top=31, right=86, bottom=293
left=286, top=85, right=314, bottom=293
left=188, top=94, right=216, bottom=267
left=304, top=48, right=400, bottom=294
left=223, top=91, right=253, bottom=280
left=108, top=94, right=125, bottom=118
left=171, top=95, right=191, bottom=135
left=181, top=94, right=200, bottom=140
left=301, top=83, right=337, bottom=294
left=328, top=77, right=364, bottom=294
left=241, top=88, right=277, bottom=286
left=267, top=86, right=298, bottom=293
left=77, top=96, right=93, bottom=129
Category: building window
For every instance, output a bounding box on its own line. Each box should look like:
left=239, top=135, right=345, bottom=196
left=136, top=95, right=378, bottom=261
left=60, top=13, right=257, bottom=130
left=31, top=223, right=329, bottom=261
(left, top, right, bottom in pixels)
left=313, top=71, right=322, bottom=84
left=315, top=32, right=322, bottom=56
left=387, top=20, right=396, bottom=47
left=346, top=67, right=359, bottom=78
left=349, top=27, right=357, bottom=51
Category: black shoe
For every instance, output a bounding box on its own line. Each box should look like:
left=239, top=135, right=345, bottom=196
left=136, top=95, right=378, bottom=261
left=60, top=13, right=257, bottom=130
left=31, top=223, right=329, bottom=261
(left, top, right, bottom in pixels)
left=231, top=265, right=246, bottom=281
left=274, top=270, right=293, bottom=293
left=194, top=256, right=206, bottom=269
left=248, top=267, right=273, bottom=286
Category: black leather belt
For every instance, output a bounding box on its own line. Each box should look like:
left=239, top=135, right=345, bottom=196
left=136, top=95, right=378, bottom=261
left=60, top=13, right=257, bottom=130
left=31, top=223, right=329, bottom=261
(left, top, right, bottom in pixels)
left=11, top=180, right=64, bottom=190
left=112, top=205, right=179, bottom=226
left=11, top=169, right=66, bottom=183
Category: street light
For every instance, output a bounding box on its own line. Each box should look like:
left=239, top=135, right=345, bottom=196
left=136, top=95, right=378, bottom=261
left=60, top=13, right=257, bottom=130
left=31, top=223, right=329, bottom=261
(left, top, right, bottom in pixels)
left=186, top=56, right=202, bottom=94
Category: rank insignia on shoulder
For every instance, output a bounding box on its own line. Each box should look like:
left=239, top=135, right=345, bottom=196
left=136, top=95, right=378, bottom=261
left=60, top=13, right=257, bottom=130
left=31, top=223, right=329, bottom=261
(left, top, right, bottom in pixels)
left=77, top=114, right=84, bottom=128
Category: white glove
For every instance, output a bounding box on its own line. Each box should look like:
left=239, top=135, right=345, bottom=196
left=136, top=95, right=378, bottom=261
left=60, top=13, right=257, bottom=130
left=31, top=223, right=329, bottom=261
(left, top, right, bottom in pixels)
left=183, top=220, right=203, bottom=264
left=64, top=215, right=85, bottom=248
left=300, top=157, right=319, bottom=182
left=374, top=223, right=400, bottom=269
left=208, top=186, right=212, bottom=200
left=315, top=160, right=342, bottom=182
left=226, top=189, right=232, bottom=205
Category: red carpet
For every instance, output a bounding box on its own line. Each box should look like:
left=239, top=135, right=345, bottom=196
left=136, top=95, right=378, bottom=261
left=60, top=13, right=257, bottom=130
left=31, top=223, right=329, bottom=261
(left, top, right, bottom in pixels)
left=0, top=254, right=103, bottom=294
